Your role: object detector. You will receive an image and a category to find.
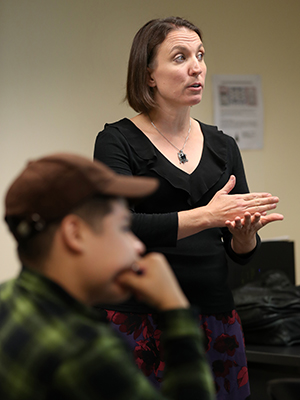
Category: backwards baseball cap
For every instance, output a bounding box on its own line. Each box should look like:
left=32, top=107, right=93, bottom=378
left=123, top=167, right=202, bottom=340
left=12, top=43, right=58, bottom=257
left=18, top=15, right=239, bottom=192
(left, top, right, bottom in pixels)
left=4, top=153, right=158, bottom=242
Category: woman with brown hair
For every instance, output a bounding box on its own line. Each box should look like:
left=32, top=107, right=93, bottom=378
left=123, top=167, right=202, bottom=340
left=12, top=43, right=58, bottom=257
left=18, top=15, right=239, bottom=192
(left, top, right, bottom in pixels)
left=94, top=17, right=283, bottom=400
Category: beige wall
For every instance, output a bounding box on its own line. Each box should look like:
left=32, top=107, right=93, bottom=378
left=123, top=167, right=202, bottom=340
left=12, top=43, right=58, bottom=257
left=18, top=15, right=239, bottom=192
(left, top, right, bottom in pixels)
left=1, top=0, right=299, bottom=282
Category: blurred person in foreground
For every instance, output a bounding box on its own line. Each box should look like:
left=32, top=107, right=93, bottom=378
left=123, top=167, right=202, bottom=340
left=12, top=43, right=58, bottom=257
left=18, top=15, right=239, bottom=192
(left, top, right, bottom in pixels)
left=0, top=153, right=215, bottom=400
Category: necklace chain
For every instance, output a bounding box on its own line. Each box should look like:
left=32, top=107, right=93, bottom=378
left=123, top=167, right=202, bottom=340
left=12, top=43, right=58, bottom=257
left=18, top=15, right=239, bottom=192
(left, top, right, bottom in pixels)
left=149, top=118, right=191, bottom=164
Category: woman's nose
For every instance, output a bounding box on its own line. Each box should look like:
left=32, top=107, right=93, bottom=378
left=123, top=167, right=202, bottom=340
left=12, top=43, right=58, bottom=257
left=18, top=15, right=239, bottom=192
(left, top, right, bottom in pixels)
left=189, top=57, right=202, bottom=76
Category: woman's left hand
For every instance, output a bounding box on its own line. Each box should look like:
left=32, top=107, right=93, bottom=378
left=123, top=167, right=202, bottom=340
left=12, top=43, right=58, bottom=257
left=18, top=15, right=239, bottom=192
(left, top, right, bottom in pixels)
left=225, top=211, right=284, bottom=254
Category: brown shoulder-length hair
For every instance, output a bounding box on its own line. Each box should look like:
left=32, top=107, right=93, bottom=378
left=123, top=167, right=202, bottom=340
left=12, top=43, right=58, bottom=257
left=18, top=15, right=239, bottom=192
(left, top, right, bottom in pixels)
left=126, top=17, right=203, bottom=114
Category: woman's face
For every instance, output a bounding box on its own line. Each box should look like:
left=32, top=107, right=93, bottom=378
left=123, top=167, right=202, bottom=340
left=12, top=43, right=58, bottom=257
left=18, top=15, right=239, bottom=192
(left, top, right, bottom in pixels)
left=147, top=27, right=207, bottom=109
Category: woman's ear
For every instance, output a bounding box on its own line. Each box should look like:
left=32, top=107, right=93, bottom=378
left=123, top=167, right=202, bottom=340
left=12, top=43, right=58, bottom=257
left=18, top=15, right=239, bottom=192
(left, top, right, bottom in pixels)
left=60, top=215, right=85, bottom=254
left=147, top=67, right=156, bottom=88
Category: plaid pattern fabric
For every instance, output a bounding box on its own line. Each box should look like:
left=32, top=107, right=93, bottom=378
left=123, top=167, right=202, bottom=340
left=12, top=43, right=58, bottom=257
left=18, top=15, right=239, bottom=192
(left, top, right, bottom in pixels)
left=0, top=267, right=215, bottom=400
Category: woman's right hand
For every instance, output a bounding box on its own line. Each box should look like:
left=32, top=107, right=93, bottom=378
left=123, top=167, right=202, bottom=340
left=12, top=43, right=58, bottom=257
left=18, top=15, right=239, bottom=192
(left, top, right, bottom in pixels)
left=205, top=175, right=279, bottom=228
left=177, top=175, right=280, bottom=240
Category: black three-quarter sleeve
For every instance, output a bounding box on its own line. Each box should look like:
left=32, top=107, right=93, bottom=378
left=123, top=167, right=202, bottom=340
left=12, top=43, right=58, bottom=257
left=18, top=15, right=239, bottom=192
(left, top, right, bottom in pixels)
left=94, top=121, right=178, bottom=248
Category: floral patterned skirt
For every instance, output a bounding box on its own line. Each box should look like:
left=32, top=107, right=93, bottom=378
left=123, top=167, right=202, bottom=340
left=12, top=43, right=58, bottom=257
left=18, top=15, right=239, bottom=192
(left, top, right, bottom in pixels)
left=105, top=309, right=250, bottom=400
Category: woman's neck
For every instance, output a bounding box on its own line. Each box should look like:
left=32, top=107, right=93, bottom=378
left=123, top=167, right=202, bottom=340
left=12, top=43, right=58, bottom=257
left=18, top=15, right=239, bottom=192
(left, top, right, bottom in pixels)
left=147, top=107, right=191, bottom=137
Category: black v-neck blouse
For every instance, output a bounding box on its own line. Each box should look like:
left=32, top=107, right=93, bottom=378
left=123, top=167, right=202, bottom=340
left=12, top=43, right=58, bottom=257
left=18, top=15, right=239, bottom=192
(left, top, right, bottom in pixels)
left=94, top=118, right=260, bottom=314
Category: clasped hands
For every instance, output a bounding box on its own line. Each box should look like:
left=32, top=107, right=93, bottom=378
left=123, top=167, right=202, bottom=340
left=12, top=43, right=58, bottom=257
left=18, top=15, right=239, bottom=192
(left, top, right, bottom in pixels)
left=207, top=175, right=284, bottom=253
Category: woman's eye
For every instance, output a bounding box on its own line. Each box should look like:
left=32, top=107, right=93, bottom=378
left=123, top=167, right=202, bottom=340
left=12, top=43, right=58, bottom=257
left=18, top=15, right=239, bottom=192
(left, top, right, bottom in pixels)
left=174, top=54, right=185, bottom=62
left=197, top=52, right=204, bottom=61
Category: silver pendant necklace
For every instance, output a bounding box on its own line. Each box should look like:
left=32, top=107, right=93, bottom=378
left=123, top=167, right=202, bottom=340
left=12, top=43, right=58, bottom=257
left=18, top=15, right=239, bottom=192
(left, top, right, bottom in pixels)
left=149, top=118, right=191, bottom=164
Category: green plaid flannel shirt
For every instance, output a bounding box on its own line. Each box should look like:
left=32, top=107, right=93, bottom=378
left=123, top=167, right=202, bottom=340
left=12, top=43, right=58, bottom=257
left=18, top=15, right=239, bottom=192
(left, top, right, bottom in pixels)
left=0, top=267, right=215, bottom=399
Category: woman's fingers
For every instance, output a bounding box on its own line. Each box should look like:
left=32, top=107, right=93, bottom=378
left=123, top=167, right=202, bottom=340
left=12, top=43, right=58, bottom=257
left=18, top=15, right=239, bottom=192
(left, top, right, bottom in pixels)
left=219, top=175, right=236, bottom=195
left=226, top=211, right=284, bottom=235
left=234, top=193, right=279, bottom=215
left=207, top=183, right=281, bottom=228
left=260, top=213, right=284, bottom=227
left=241, top=193, right=279, bottom=206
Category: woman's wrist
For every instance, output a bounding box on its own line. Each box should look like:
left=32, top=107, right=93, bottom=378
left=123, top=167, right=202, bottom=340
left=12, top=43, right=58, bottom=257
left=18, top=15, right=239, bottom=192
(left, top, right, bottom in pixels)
left=231, top=235, right=257, bottom=254
left=177, top=206, right=211, bottom=240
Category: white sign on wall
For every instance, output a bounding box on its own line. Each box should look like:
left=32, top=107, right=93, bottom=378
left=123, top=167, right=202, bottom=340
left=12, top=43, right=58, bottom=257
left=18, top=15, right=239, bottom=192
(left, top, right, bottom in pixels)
left=213, top=74, right=264, bottom=150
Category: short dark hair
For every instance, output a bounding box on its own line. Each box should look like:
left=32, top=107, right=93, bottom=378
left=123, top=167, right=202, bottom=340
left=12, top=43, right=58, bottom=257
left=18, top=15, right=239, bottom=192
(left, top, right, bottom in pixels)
left=126, top=17, right=203, bottom=114
left=17, top=196, right=114, bottom=265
